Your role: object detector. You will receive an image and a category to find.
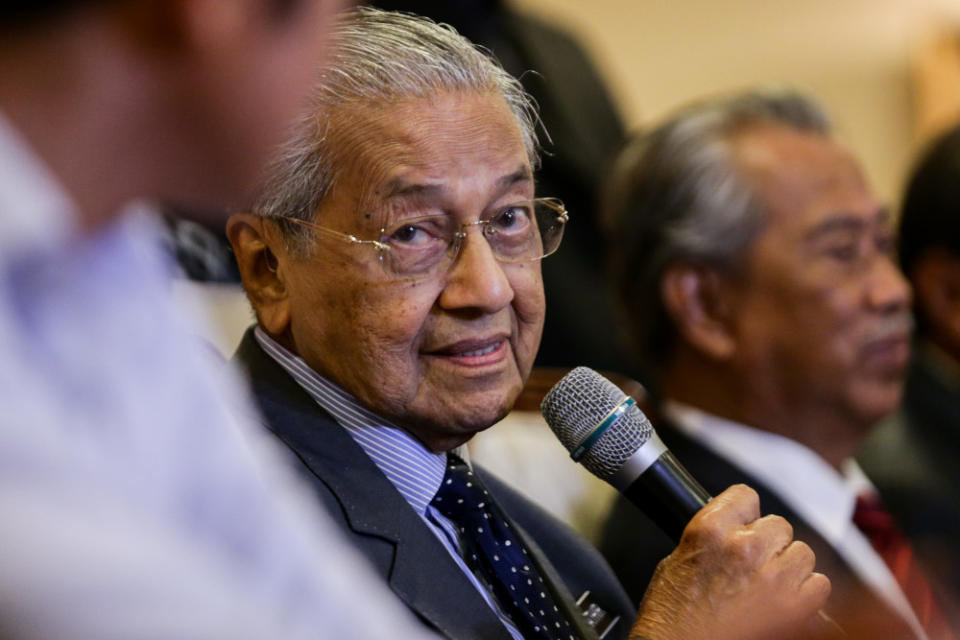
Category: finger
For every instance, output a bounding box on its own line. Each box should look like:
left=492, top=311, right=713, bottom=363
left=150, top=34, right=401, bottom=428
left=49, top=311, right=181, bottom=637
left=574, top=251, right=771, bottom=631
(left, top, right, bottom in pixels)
left=745, top=514, right=794, bottom=559
left=695, top=483, right=761, bottom=528
left=797, top=571, right=832, bottom=612
left=777, top=540, right=818, bottom=584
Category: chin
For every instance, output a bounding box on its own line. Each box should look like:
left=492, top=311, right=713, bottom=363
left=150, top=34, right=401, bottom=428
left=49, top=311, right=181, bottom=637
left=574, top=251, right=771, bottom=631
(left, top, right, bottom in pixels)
left=850, top=383, right=904, bottom=427
left=398, top=395, right=515, bottom=452
left=401, top=372, right=523, bottom=440
left=451, top=402, right=514, bottom=436
left=413, top=417, right=498, bottom=454
left=459, top=400, right=517, bottom=437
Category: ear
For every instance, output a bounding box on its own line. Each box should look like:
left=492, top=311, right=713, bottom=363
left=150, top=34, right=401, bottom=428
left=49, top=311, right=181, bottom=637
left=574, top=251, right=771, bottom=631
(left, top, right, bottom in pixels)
left=661, top=264, right=737, bottom=360
left=226, top=213, right=291, bottom=336
left=912, top=249, right=960, bottom=340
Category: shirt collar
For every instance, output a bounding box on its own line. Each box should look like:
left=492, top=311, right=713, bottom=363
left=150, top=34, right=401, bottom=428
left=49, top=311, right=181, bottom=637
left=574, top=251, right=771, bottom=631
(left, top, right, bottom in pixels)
left=254, top=327, right=469, bottom=515
left=0, top=112, right=78, bottom=263
left=662, top=399, right=868, bottom=545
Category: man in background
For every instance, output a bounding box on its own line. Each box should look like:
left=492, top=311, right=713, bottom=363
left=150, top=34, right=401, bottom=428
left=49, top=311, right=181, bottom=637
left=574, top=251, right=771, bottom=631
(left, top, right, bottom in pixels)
left=859, top=120, right=960, bottom=623
left=598, top=89, right=943, bottom=639
left=0, top=1, right=432, bottom=637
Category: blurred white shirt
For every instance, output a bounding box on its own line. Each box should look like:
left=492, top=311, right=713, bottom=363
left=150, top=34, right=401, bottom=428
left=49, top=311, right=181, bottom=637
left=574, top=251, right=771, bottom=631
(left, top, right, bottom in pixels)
left=0, top=113, right=430, bottom=639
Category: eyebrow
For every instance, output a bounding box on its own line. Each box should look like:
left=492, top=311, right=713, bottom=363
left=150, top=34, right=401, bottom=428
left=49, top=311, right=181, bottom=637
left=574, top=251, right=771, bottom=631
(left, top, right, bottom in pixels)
left=382, top=166, right=533, bottom=202
left=382, top=180, right=443, bottom=200
left=495, top=167, right=534, bottom=193
left=804, top=206, right=891, bottom=241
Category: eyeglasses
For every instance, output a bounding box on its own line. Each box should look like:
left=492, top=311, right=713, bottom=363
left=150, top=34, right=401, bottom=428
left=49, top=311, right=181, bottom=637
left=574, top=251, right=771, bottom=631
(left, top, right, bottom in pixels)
left=275, top=197, right=568, bottom=280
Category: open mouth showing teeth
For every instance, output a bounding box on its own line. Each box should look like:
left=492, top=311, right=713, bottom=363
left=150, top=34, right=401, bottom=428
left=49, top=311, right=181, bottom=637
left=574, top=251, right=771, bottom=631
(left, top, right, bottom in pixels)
left=459, top=342, right=501, bottom=357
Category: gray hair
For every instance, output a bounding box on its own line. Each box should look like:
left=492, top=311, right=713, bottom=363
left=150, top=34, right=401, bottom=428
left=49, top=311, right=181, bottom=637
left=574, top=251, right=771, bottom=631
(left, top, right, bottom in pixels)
left=253, top=7, right=541, bottom=255
left=604, top=88, right=830, bottom=375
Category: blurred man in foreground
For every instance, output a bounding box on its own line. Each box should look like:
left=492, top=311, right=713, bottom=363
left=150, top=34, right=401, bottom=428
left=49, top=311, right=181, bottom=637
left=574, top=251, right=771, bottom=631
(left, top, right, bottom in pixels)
left=599, top=89, right=947, bottom=639
left=229, top=11, right=832, bottom=640
left=0, top=1, right=435, bottom=638
left=860, top=120, right=960, bottom=623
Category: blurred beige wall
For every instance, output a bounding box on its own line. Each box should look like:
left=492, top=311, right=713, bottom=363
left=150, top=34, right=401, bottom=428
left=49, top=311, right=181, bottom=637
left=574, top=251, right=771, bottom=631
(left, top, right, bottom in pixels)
left=513, top=0, right=960, bottom=207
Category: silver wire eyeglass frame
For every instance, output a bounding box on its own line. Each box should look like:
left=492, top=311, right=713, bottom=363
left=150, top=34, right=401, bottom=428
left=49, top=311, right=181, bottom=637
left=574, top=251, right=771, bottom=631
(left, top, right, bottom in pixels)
left=274, top=197, right=569, bottom=281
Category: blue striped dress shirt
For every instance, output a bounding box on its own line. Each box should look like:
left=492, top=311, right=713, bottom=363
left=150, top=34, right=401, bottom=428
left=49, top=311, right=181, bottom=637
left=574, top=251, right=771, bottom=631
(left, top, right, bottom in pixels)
left=254, top=328, right=525, bottom=640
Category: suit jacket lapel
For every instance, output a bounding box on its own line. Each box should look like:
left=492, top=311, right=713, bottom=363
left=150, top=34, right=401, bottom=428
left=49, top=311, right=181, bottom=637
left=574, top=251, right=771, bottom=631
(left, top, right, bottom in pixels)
left=235, top=330, right=513, bottom=640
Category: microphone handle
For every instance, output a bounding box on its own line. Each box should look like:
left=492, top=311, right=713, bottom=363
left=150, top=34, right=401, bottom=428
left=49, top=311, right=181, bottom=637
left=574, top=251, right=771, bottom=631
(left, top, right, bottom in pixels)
left=621, top=451, right=712, bottom=543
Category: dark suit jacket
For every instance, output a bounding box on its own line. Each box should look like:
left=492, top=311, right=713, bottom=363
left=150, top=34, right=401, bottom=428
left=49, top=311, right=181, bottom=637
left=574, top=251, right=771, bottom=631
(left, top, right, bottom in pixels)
left=599, top=414, right=919, bottom=640
left=859, top=348, right=960, bottom=627
left=233, top=329, right=635, bottom=640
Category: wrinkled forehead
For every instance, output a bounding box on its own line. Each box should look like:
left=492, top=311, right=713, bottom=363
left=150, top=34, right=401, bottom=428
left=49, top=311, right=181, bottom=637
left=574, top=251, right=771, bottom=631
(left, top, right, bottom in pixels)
left=733, top=124, right=879, bottom=232
left=323, top=91, right=534, bottom=228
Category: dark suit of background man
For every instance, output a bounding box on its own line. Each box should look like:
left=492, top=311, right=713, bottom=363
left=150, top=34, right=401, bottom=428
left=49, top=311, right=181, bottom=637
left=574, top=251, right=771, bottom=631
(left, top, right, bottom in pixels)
left=228, top=10, right=832, bottom=640
left=859, top=120, right=960, bottom=626
left=597, top=89, right=948, bottom=640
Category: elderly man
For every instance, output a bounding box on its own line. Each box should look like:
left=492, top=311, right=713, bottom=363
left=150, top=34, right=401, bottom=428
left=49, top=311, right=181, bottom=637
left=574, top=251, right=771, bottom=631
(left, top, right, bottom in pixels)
left=229, top=10, right=831, bottom=640
left=859, top=120, right=960, bottom=621
left=598, top=90, right=945, bottom=640
left=0, top=0, right=436, bottom=638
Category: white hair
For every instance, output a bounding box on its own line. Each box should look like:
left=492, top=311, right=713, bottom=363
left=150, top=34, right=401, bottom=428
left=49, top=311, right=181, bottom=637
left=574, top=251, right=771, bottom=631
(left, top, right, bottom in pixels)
left=253, top=7, right=541, bottom=256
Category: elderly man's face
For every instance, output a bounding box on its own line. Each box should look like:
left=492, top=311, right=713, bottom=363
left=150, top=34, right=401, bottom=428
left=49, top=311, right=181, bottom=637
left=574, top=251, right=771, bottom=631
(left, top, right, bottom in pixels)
left=723, top=124, right=911, bottom=428
left=277, top=92, right=544, bottom=451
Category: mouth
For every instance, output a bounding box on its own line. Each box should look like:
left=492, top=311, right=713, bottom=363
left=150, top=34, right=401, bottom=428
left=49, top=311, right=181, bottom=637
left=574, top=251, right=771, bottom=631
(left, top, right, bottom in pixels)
left=424, top=336, right=510, bottom=367
left=861, top=331, right=910, bottom=372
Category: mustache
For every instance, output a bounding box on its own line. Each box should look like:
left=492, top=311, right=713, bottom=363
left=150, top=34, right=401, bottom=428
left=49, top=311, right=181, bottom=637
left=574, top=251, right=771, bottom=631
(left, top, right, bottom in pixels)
left=864, top=314, right=913, bottom=343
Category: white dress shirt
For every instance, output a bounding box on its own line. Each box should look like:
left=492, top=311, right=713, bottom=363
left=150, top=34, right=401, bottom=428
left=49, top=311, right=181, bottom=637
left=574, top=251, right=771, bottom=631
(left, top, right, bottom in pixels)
left=663, top=400, right=927, bottom=640
left=0, top=114, right=430, bottom=639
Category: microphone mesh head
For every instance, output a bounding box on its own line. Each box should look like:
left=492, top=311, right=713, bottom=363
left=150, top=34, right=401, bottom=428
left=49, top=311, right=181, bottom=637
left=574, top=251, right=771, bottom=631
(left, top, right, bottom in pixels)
left=540, top=367, right=653, bottom=481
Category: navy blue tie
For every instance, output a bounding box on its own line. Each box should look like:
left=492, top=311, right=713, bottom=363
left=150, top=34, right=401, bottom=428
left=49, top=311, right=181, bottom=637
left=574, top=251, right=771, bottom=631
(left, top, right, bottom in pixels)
left=431, top=454, right=578, bottom=640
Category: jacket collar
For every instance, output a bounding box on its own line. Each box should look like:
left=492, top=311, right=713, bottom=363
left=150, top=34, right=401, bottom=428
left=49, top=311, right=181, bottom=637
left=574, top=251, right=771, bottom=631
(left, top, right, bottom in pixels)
left=234, top=328, right=516, bottom=639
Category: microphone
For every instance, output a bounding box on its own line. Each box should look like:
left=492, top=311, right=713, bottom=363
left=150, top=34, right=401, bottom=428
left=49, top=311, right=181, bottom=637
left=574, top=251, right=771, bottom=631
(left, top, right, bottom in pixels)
left=540, top=367, right=711, bottom=543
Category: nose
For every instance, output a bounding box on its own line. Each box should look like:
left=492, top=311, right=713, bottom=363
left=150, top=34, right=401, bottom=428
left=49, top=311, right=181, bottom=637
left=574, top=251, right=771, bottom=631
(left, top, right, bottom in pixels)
left=868, top=252, right=912, bottom=314
left=438, top=228, right=514, bottom=314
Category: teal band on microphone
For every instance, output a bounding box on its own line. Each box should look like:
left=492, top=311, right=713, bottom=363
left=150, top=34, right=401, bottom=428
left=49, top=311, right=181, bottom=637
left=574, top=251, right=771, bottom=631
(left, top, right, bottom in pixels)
left=570, top=396, right=636, bottom=462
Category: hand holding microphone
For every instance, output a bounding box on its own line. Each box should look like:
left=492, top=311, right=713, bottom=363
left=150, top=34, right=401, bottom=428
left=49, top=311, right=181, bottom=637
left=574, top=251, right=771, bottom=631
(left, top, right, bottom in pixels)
left=632, top=484, right=836, bottom=640
left=542, top=368, right=839, bottom=640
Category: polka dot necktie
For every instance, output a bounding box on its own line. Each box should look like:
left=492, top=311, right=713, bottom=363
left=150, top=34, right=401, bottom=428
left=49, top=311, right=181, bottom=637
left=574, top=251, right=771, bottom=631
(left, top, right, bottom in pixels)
left=431, top=454, right=578, bottom=640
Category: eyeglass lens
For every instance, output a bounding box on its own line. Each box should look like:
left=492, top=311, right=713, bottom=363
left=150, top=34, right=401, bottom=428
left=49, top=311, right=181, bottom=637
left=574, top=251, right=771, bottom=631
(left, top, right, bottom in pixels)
left=379, top=201, right=564, bottom=278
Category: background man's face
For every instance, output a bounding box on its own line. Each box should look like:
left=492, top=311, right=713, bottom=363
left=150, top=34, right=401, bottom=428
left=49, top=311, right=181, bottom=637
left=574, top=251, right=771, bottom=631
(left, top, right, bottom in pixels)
left=278, top=91, right=544, bottom=451
left=722, top=124, right=911, bottom=427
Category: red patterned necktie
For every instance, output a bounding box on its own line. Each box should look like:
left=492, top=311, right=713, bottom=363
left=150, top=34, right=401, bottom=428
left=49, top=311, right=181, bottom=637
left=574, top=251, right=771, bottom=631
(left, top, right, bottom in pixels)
left=853, top=492, right=954, bottom=640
